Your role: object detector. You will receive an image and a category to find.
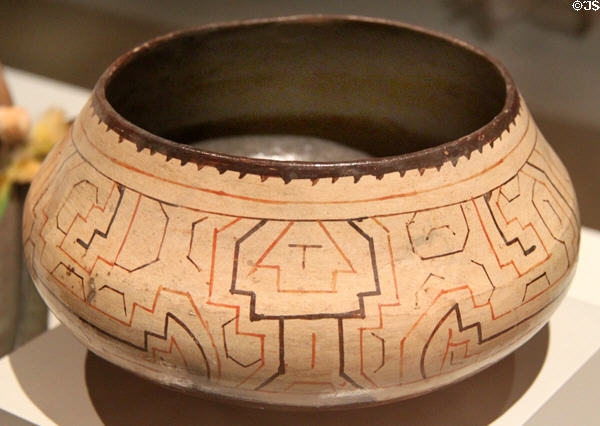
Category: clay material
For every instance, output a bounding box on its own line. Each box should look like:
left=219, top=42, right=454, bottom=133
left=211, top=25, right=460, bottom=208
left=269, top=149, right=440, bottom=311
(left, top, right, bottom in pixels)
left=23, top=16, right=580, bottom=408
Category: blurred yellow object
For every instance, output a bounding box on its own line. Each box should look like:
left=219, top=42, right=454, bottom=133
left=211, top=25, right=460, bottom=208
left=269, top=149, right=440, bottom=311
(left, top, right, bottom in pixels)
left=0, top=107, right=69, bottom=218
left=5, top=156, right=41, bottom=184
left=27, top=108, right=69, bottom=157
left=0, top=62, right=69, bottom=218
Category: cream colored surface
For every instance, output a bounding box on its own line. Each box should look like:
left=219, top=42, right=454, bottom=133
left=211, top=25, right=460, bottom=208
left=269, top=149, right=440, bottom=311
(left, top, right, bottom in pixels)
left=2, top=266, right=600, bottom=424
left=1, top=67, right=594, bottom=422
left=75, top=100, right=536, bottom=220
left=23, top=90, right=579, bottom=407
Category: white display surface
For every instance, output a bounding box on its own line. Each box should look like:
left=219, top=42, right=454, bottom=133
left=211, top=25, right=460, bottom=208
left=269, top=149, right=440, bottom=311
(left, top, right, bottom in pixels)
left=1, top=67, right=598, bottom=426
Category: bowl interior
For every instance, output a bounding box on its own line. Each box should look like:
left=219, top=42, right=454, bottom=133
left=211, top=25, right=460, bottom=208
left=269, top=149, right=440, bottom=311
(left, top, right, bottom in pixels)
left=104, top=18, right=507, bottom=158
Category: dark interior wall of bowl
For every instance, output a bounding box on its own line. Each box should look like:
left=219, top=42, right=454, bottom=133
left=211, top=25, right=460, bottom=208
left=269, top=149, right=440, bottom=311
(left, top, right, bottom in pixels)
left=0, top=0, right=598, bottom=228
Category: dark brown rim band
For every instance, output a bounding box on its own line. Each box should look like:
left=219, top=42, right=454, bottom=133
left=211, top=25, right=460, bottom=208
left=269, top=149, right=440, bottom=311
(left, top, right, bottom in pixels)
left=91, top=15, right=520, bottom=183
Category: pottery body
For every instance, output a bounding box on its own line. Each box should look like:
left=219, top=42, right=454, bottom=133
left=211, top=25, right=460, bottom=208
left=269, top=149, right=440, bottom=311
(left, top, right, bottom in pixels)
left=23, top=17, right=579, bottom=408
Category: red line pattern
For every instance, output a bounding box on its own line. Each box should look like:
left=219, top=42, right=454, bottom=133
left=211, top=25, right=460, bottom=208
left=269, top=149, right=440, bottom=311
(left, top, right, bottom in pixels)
left=74, top=107, right=532, bottom=206
left=22, top=104, right=579, bottom=397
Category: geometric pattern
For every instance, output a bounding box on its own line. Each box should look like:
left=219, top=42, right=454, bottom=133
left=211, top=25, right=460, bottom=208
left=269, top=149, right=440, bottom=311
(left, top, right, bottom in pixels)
left=22, top=101, right=579, bottom=405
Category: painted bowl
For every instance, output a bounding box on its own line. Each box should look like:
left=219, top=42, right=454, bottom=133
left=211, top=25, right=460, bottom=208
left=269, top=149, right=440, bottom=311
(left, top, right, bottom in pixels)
left=23, top=15, right=580, bottom=409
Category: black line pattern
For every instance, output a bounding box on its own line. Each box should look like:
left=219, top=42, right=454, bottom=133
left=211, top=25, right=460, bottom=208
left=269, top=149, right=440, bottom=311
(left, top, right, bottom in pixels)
left=419, top=287, right=565, bottom=379
left=39, top=274, right=212, bottom=378
left=407, top=205, right=470, bottom=260
left=76, top=183, right=125, bottom=250
left=483, top=191, right=536, bottom=256
left=22, top=107, right=579, bottom=396
left=221, top=316, right=261, bottom=368
left=186, top=216, right=208, bottom=272
left=115, top=199, right=169, bottom=272
left=255, top=318, right=284, bottom=390
left=98, top=284, right=128, bottom=315
left=470, top=260, right=496, bottom=302
left=531, top=181, right=571, bottom=268
left=526, top=162, right=578, bottom=225
left=230, top=220, right=381, bottom=321
left=522, top=273, right=551, bottom=302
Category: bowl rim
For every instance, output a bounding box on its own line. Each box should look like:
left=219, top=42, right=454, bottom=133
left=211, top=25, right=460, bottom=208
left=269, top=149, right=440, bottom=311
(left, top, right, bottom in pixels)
left=90, top=14, right=520, bottom=183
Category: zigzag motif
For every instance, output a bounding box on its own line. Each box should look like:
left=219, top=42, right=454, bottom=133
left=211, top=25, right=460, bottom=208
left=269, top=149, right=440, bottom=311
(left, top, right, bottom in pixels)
left=75, top=183, right=125, bottom=249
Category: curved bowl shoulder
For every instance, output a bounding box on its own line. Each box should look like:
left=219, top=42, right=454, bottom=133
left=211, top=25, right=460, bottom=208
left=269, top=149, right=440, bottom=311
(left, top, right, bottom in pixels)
left=21, top=98, right=580, bottom=408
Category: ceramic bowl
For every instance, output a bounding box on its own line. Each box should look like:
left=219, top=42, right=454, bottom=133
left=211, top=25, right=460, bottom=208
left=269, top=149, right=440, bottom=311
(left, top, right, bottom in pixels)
left=23, top=15, right=580, bottom=409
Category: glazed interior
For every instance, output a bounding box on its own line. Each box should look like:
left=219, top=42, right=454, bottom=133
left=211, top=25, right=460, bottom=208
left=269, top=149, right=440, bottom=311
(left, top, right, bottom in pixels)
left=104, top=18, right=509, bottom=158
